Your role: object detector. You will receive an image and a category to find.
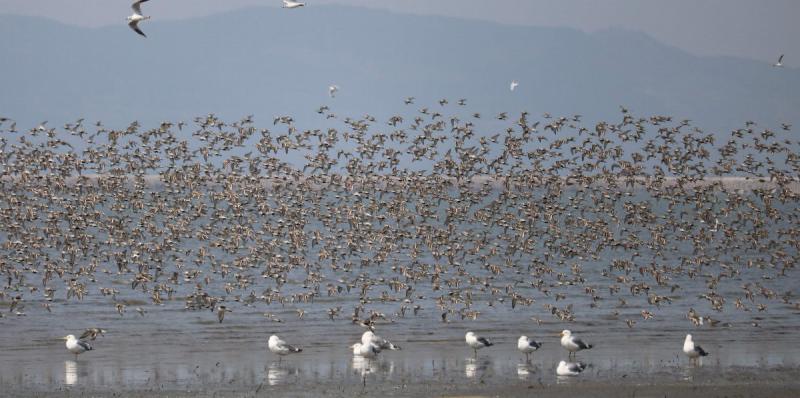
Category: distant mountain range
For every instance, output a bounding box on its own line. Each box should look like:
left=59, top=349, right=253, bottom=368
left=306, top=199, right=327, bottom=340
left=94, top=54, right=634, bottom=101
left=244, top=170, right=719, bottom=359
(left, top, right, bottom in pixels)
left=1, top=5, right=798, bottom=133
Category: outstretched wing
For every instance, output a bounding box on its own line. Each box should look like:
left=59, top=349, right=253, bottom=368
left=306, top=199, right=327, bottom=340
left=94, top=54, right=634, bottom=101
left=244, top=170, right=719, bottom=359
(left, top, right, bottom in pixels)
left=132, top=0, right=150, bottom=15
left=128, top=21, right=146, bottom=37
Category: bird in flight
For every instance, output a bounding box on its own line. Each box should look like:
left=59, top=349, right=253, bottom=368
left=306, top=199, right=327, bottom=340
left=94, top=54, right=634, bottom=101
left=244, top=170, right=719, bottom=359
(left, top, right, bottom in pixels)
left=773, top=54, right=784, bottom=67
left=127, top=0, right=151, bottom=38
left=510, top=80, right=519, bottom=91
left=283, top=0, right=306, bottom=8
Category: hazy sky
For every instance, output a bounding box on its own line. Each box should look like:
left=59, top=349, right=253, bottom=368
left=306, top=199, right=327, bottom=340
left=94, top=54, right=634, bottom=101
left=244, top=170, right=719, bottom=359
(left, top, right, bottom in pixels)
left=1, top=0, right=796, bottom=65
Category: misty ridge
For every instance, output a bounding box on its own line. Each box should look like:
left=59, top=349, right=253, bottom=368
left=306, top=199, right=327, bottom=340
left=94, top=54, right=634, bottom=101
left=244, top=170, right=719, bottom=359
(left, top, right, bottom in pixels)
left=0, top=4, right=797, bottom=135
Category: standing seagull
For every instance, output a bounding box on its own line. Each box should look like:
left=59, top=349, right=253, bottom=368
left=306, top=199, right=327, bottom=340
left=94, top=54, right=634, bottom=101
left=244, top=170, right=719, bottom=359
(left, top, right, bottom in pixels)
left=127, top=0, right=151, bottom=38
left=268, top=335, right=302, bottom=363
left=559, top=330, right=592, bottom=359
left=510, top=80, right=519, bottom=91
left=465, top=331, right=493, bottom=358
left=329, top=85, right=340, bottom=98
left=682, top=334, right=709, bottom=364
left=282, top=0, right=306, bottom=8
left=773, top=54, right=784, bottom=67
left=62, top=334, right=93, bottom=360
left=361, top=331, right=401, bottom=352
left=517, top=335, right=542, bottom=362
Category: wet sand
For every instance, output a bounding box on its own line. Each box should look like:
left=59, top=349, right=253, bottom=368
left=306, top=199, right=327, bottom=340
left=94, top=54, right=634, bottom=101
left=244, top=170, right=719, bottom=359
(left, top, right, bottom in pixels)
left=3, top=321, right=800, bottom=397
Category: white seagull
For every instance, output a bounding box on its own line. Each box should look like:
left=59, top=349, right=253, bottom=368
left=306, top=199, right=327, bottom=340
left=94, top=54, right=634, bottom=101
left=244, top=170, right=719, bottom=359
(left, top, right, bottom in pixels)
left=361, top=331, right=401, bottom=352
left=268, top=335, right=302, bottom=363
left=682, top=334, right=709, bottom=363
left=127, top=0, right=151, bottom=38
left=510, top=80, right=519, bottom=91
left=517, top=335, right=542, bottom=362
left=556, top=360, right=586, bottom=376
left=351, top=342, right=380, bottom=359
left=62, top=334, right=93, bottom=360
left=465, top=331, right=493, bottom=358
left=773, top=54, right=784, bottom=67
left=282, top=0, right=306, bottom=9
left=328, top=84, right=340, bottom=98
left=559, top=330, right=592, bottom=358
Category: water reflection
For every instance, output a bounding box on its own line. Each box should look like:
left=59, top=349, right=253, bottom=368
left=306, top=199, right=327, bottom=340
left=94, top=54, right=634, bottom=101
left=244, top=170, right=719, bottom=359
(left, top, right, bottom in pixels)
left=465, top=358, right=490, bottom=379
left=64, top=360, right=77, bottom=385
left=352, top=356, right=376, bottom=376
left=267, top=363, right=289, bottom=386
left=516, top=362, right=536, bottom=380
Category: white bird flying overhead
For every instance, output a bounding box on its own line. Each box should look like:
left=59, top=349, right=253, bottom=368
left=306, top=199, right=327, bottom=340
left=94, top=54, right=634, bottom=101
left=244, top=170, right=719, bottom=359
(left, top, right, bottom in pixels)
left=282, top=0, right=306, bottom=9
left=773, top=54, right=784, bottom=67
left=62, top=334, right=93, bottom=360
left=127, top=0, right=151, bottom=38
left=268, top=335, right=302, bottom=363
left=510, top=80, right=519, bottom=91
left=559, top=330, right=592, bottom=358
left=328, top=85, right=339, bottom=98
left=682, top=334, right=709, bottom=363
left=465, top=331, right=493, bottom=358
left=517, top=335, right=542, bottom=362
left=556, top=360, right=586, bottom=376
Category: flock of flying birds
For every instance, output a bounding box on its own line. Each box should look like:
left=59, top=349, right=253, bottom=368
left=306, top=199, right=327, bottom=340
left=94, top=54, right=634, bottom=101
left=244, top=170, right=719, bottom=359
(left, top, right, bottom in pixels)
left=0, top=93, right=796, bottom=377
left=0, top=0, right=796, bottom=384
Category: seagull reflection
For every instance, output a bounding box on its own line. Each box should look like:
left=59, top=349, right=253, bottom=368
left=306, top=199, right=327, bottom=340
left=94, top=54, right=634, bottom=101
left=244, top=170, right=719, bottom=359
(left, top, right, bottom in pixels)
left=516, top=362, right=536, bottom=380
left=352, top=355, right=376, bottom=376
left=267, top=363, right=293, bottom=386
left=465, top=357, right=490, bottom=379
left=64, top=360, right=78, bottom=385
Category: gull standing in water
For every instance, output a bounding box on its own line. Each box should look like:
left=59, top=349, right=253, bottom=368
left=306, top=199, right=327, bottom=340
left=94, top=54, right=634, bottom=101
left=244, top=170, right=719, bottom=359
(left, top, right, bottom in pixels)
left=510, top=80, right=519, bottom=91
left=127, top=0, right=151, bottom=38
left=683, top=334, right=709, bottom=364
left=351, top=341, right=380, bottom=359
left=361, top=331, right=401, bottom=352
left=62, top=334, right=93, bottom=360
left=556, top=360, right=586, bottom=376
left=517, top=335, right=542, bottom=362
left=282, top=0, right=306, bottom=9
left=465, top=331, right=493, bottom=358
left=560, top=330, right=592, bottom=359
left=268, top=335, right=302, bottom=363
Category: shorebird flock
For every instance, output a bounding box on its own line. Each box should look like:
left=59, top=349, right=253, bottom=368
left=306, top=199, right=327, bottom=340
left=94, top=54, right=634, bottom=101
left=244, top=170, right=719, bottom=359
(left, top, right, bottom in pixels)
left=0, top=99, right=797, bottom=375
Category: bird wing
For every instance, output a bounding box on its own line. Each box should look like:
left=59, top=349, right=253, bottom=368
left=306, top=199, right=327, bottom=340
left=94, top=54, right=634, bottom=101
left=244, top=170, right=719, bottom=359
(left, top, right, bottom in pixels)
left=286, top=344, right=302, bottom=352
left=695, top=345, right=708, bottom=356
left=132, top=0, right=149, bottom=15
left=778, top=54, right=784, bottom=63
left=528, top=340, right=541, bottom=349
left=567, top=362, right=585, bottom=372
left=77, top=340, right=93, bottom=351
left=573, top=338, right=590, bottom=349
left=79, top=330, right=93, bottom=340
left=128, top=21, right=147, bottom=37
left=477, top=336, right=492, bottom=346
